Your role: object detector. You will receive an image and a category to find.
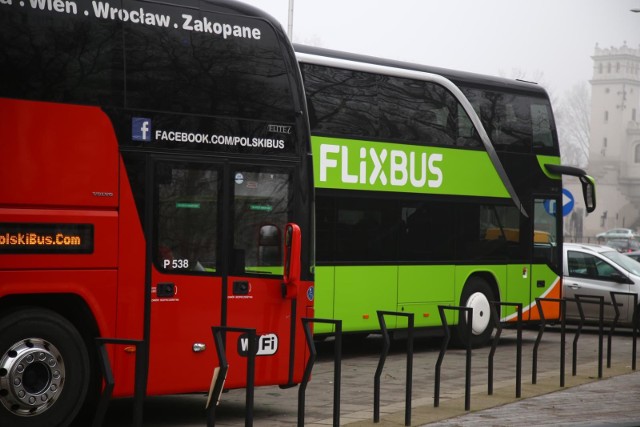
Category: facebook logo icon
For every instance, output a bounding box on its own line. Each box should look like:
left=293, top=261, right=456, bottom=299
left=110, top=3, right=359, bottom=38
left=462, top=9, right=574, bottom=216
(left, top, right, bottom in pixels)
left=132, top=117, right=151, bottom=142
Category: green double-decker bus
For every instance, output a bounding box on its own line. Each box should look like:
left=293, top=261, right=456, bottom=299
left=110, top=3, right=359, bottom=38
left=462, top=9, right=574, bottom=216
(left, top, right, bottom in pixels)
left=296, top=45, right=595, bottom=346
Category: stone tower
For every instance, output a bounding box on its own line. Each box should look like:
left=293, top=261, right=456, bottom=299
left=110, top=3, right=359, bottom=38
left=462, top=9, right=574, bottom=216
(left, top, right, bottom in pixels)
left=583, top=42, right=640, bottom=236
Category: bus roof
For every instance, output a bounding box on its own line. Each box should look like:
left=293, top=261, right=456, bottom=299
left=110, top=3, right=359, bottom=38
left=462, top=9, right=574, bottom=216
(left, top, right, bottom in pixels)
left=203, top=0, right=285, bottom=31
left=293, top=44, right=549, bottom=97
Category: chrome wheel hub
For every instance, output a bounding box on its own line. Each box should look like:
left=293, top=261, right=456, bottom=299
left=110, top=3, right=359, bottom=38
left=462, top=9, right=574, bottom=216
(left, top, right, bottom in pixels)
left=0, top=338, right=65, bottom=417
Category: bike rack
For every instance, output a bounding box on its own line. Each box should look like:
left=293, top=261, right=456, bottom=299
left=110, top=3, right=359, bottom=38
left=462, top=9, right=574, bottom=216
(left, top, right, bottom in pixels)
left=373, top=311, right=414, bottom=426
left=90, top=294, right=640, bottom=426
left=532, top=297, right=566, bottom=386
left=434, top=305, right=472, bottom=411
left=488, top=302, right=523, bottom=398
left=92, top=338, right=145, bottom=427
left=208, top=326, right=257, bottom=427
left=609, top=292, right=638, bottom=370
left=299, top=318, right=342, bottom=427
left=571, top=295, right=607, bottom=378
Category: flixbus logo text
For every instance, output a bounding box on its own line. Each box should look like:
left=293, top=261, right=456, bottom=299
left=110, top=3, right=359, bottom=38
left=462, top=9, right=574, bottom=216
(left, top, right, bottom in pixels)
left=311, top=136, right=511, bottom=198
left=319, top=143, right=443, bottom=189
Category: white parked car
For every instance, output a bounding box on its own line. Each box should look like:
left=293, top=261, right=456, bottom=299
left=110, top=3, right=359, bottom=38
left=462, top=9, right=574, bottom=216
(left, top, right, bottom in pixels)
left=563, top=243, right=640, bottom=325
left=595, top=228, right=639, bottom=242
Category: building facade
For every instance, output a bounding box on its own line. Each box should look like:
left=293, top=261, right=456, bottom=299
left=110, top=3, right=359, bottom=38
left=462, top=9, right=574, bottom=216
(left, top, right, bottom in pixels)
left=565, top=42, right=640, bottom=240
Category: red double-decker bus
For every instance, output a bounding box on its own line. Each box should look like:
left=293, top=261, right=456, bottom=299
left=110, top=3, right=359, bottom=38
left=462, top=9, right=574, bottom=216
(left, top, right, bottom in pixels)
left=0, top=1, right=314, bottom=426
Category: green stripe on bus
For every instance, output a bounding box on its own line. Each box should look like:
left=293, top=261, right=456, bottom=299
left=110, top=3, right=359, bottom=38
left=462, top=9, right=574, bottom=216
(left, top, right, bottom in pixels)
left=312, top=136, right=510, bottom=198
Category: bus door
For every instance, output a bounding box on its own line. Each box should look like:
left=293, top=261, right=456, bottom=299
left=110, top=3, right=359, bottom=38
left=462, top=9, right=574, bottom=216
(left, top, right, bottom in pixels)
left=225, top=166, right=299, bottom=387
left=147, top=159, right=224, bottom=395
left=147, top=160, right=301, bottom=392
left=529, top=197, right=562, bottom=321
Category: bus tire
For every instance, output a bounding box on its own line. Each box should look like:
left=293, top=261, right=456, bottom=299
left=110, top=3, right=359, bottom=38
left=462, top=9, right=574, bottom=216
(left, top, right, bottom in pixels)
left=454, top=278, right=496, bottom=348
left=0, top=308, right=90, bottom=427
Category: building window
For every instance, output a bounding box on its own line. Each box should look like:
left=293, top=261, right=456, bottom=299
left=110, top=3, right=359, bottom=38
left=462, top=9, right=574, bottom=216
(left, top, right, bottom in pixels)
left=607, top=63, right=611, bottom=73
left=599, top=63, right=603, bottom=74
left=633, top=108, right=637, bottom=122
left=635, top=145, right=640, bottom=163
left=604, top=111, right=608, bottom=122
left=604, top=137, right=607, bottom=147
left=605, top=88, right=610, bottom=94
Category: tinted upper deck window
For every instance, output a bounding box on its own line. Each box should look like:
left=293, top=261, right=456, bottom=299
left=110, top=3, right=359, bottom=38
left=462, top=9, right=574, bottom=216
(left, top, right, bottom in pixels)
left=124, top=1, right=295, bottom=120
left=302, top=63, right=471, bottom=147
left=0, top=2, right=124, bottom=105
left=302, top=64, right=379, bottom=139
left=459, top=86, right=556, bottom=152
left=0, top=1, right=295, bottom=121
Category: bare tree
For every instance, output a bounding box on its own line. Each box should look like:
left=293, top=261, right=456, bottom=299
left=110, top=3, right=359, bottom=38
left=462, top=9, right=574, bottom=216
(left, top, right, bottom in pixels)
left=554, top=82, right=591, bottom=168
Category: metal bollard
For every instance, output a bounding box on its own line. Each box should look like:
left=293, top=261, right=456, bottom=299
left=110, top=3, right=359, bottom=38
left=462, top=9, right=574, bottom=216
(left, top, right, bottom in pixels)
left=208, top=327, right=257, bottom=427
left=532, top=298, right=566, bottom=387
left=434, top=305, right=472, bottom=411
left=488, top=302, right=522, bottom=398
left=572, top=295, right=606, bottom=378
left=298, top=318, right=342, bottom=427
left=373, top=311, right=414, bottom=426
left=609, top=292, right=638, bottom=370
left=92, top=338, right=145, bottom=427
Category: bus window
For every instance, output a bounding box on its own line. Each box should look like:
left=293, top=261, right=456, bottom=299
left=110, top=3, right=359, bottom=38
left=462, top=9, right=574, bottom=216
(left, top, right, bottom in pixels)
left=461, top=87, right=552, bottom=153
left=401, top=203, right=455, bottom=261
left=302, top=63, right=462, bottom=147
left=480, top=205, right=526, bottom=260
left=379, top=76, right=458, bottom=146
left=155, top=162, right=219, bottom=272
left=531, top=103, right=554, bottom=148
left=303, top=64, right=378, bottom=139
left=533, top=198, right=559, bottom=269
left=456, top=103, right=483, bottom=148
left=314, top=195, right=400, bottom=263
left=0, top=3, right=124, bottom=105
left=124, top=3, right=294, bottom=120
left=233, top=169, right=292, bottom=275
left=334, top=198, right=399, bottom=262
left=258, top=224, right=282, bottom=266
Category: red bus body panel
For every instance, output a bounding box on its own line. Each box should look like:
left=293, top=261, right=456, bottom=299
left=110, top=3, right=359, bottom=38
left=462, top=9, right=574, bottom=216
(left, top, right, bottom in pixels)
left=0, top=99, right=119, bottom=209
left=1, top=97, right=311, bottom=399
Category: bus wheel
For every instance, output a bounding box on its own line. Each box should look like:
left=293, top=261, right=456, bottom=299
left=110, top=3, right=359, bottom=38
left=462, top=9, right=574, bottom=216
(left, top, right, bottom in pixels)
left=0, top=308, right=90, bottom=427
left=454, top=278, right=496, bottom=348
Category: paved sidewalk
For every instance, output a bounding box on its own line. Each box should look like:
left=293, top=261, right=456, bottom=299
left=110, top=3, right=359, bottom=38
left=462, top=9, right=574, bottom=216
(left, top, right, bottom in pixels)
left=422, top=370, right=640, bottom=426
left=351, top=365, right=640, bottom=427
left=103, top=328, right=640, bottom=426
left=346, top=360, right=640, bottom=427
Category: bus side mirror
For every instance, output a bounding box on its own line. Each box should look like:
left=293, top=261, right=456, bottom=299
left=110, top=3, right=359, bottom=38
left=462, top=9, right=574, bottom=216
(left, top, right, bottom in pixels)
left=282, top=223, right=302, bottom=299
left=579, top=175, right=596, bottom=214
left=544, top=164, right=597, bottom=214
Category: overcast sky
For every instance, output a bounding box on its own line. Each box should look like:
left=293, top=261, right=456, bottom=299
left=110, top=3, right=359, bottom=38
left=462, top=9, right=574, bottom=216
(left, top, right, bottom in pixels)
left=241, top=0, right=640, bottom=95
